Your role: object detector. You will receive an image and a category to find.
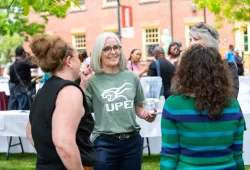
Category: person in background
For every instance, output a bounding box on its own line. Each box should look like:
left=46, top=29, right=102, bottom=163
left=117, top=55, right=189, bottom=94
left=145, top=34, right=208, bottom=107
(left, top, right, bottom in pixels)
left=234, top=48, right=244, bottom=76
left=161, top=44, right=245, bottom=170
left=9, top=46, right=38, bottom=110
left=147, top=46, right=175, bottom=99
left=175, top=40, right=183, bottom=54
left=167, top=42, right=181, bottom=66
left=74, top=49, right=90, bottom=85
left=35, top=67, right=51, bottom=84
left=127, top=49, right=149, bottom=77
left=225, top=45, right=235, bottom=62
left=3, top=55, right=15, bottom=79
left=26, top=35, right=97, bottom=170
left=80, top=32, right=155, bottom=170
left=3, top=56, right=17, bottom=110
left=80, top=49, right=90, bottom=66
left=189, top=22, right=239, bottom=98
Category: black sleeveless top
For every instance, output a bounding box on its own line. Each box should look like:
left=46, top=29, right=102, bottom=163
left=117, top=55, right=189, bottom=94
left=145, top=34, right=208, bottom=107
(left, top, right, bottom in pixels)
left=29, top=76, right=97, bottom=169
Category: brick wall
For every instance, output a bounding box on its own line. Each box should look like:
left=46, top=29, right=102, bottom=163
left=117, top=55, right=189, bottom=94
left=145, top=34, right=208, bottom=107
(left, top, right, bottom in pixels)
left=26, top=0, right=236, bottom=60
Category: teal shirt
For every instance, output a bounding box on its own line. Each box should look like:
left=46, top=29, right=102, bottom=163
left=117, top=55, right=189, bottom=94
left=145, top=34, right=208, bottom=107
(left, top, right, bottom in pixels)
left=86, top=69, right=145, bottom=141
left=161, top=95, right=245, bottom=170
left=41, top=73, right=51, bottom=83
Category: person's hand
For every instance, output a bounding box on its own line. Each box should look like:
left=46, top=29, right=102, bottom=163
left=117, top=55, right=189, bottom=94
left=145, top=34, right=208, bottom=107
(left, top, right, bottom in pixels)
left=142, top=108, right=157, bottom=123
left=142, top=63, right=149, bottom=73
left=79, top=66, right=93, bottom=91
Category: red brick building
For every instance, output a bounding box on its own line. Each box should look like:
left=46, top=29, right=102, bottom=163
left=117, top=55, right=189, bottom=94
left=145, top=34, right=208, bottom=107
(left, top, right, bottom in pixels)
left=27, top=0, right=250, bottom=72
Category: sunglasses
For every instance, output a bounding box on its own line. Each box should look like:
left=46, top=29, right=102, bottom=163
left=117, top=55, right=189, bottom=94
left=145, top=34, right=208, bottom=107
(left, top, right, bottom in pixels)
left=103, top=45, right=122, bottom=53
left=194, top=22, right=214, bottom=37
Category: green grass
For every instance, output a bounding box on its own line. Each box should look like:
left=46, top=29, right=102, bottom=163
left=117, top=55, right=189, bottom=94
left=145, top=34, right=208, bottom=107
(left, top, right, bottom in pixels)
left=0, top=153, right=249, bottom=170
left=0, top=153, right=36, bottom=170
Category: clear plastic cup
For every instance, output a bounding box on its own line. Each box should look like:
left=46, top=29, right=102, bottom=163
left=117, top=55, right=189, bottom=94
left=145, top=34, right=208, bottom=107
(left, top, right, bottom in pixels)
left=140, top=77, right=163, bottom=99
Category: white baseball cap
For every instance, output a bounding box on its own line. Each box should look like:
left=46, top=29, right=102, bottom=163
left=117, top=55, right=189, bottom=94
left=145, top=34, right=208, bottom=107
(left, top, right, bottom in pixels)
left=234, top=48, right=239, bottom=52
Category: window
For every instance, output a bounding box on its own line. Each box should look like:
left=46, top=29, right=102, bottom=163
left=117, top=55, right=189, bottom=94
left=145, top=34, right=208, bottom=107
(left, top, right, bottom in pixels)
left=73, top=0, right=85, bottom=6
left=244, top=28, right=249, bottom=52
left=72, top=34, right=86, bottom=52
left=139, top=0, right=160, bottom=4
left=71, top=0, right=86, bottom=11
left=103, top=0, right=117, bottom=8
left=143, top=28, right=159, bottom=57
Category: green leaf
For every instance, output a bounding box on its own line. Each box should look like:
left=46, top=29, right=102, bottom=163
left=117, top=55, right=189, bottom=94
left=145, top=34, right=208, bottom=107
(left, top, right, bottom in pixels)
left=192, top=0, right=250, bottom=27
left=0, top=0, right=74, bottom=37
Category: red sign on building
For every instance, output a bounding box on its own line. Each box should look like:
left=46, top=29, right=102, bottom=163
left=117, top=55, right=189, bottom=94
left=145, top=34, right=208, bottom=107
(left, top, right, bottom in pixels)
left=121, top=5, right=134, bottom=38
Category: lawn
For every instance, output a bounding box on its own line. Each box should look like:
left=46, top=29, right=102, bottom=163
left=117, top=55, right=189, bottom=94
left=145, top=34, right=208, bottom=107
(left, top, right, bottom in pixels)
left=0, top=153, right=249, bottom=170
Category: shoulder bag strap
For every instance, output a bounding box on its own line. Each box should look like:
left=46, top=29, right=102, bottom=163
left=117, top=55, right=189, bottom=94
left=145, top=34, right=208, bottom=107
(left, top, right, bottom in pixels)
left=154, top=60, right=161, bottom=76
left=13, top=62, right=28, bottom=90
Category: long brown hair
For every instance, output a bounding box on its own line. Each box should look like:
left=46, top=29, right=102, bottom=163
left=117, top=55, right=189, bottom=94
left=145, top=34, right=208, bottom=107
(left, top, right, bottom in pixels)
left=172, top=44, right=234, bottom=119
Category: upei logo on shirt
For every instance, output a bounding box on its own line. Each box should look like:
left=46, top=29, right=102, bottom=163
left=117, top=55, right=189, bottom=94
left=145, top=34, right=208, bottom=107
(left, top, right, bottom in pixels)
left=101, top=83, right=134, bottom=112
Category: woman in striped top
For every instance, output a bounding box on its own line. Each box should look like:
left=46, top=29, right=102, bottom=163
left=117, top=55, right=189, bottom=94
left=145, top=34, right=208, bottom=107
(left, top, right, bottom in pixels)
left=160, top=44, right=245, bottom=170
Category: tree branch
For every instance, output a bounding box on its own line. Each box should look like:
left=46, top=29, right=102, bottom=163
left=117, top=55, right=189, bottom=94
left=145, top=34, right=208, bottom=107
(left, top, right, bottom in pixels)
left=8, top=0, right=15, bottom=9
left=0, top=0, right=15, bottom=9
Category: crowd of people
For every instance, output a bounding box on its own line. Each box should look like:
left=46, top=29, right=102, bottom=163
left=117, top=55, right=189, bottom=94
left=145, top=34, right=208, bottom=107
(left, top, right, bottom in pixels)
left=1, top=22, right=245, bottom=170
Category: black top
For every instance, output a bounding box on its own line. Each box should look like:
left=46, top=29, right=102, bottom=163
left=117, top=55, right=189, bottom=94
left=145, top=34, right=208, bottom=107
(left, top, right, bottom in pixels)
left=29, top=76, right=97, bottom=169
left=9, top=59, right=37, bottom=86
left=227, top=61, right=239, bottom=98
left=147, top=58, right=175, bottom=99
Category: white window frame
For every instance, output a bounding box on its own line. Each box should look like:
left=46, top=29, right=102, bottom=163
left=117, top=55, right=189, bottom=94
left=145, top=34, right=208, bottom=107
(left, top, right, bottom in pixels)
left=139, top=0, right=160, bottom=4
left=72, top=33, right=86, bottom=52
left=71, top=0, right=86, bottom=12
left=142, top=27, right=160, bottom=59
left=103, top=0, right=117, bottom=8
left=235, top=23, right=250, bottom=54
left=243, top=26, right=249, bottom=53
left=185, top=24, right=195, bottom=47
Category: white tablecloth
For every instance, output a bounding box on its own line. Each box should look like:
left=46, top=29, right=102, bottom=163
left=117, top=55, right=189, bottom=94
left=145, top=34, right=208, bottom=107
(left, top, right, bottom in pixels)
left=0, top=79, right=9, bottom=96
left=0, top=110, right=36, bottom=153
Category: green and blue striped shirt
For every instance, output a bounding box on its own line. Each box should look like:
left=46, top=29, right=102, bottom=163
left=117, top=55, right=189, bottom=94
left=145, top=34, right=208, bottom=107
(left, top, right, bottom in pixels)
left=160, top=95, right=245, bottom=170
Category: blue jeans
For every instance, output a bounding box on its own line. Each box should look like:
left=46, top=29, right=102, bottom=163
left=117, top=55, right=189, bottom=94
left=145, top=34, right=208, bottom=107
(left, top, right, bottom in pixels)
left=93, top=134, right=142, bottom=170
left=15, top=92, right=29, bottom=110
left=7, top=82, right=18, bottom=110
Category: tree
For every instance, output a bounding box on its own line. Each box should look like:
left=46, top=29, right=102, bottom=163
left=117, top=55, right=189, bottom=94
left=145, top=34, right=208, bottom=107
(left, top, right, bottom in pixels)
left=0, top=34, right=22, bottom=64
left=0, top=0, right=79, bottom=37
left=0, top=0, right=82, bottom=64
left=192, top=0, right=250, bottom=28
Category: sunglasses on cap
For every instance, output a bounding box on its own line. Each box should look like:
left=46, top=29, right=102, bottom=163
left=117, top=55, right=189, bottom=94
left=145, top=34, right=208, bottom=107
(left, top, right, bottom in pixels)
left=194, top=22, right=215, bottom=37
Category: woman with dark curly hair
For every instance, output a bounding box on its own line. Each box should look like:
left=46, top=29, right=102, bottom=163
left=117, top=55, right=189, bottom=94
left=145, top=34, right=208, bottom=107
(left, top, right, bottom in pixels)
left=160, top=44, right=245, bottom=170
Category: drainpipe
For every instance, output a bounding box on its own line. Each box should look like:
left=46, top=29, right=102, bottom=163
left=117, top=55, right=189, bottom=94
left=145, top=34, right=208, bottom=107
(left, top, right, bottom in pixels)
left=117, top=0, right=122, bottom=40
left=170, top=0, right=174, bottom=40
left=203, top=7, right=207, bottom=23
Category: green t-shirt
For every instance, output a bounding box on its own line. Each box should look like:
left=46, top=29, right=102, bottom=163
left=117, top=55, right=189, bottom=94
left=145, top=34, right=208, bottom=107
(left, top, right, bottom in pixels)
left=86, top=69, right=145, bottom=141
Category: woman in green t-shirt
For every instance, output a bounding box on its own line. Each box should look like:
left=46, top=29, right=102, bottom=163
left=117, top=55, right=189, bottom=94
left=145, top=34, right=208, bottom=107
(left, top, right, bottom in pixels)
left=80, top=32, right=156, bottom=170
